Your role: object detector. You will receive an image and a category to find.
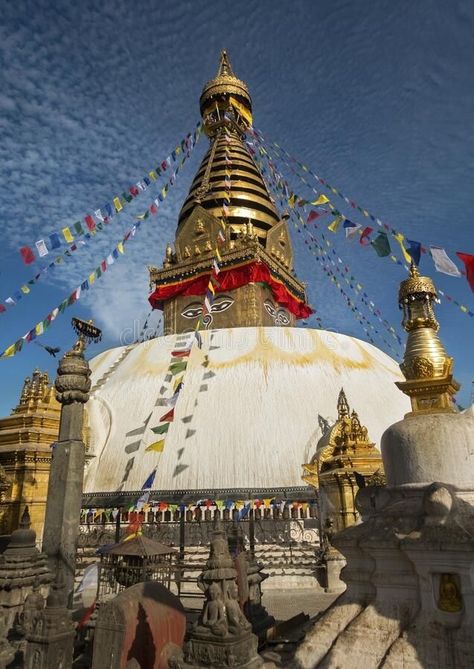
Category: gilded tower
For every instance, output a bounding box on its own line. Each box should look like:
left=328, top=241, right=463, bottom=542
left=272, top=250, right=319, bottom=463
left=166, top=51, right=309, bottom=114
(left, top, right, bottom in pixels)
left=302, top=389, right=384, bottom=532
left=0, top=370, right=60, bottom=539
left=397, top=262, right=460, bottom=414
left=148, top=51, right=311, bottom=334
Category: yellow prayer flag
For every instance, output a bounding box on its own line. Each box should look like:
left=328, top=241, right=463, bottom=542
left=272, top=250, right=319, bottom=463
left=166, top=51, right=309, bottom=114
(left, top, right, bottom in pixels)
left=62, top=227, right=74, bottom=243
left=35, top=323, right=43, bottom=336
left=461, top=305, right=467, bottom=313
left=117, top=242, right=124, bottom=254
left=20, top=285, right=30, bottom=294
left=331, top=187, right=338, bottom=195
left=208, top=281, right=215, bottom=295
left=173, top=374, right=184, bottom=391
left=288, top=194, right=297, bottom=208
left=363, top=209, right=369, bottom=217
left=2, top=344, right=16, bottom=358
left=263, top=498, right=272, bottom=509
left=161, top=187, right=166, bottom=199
left=145, top=439, right=165, bottom=453
left=311, top=194, right=330, bottom=205
left=394, top=233, right=412, bottom=263
left=302, top=164, right=309, bottom=172
left=148, top=171, right=157, bottom=181
left=89, top=273, right=96, bottom=285
left=215, top=247, right=222, bottom=262
left=229, top=96, right=252, bottom=124
left=328, top=216, right=343, bottom=232
left=136, top=212, right=148, bottom=220
left=113, top=197, right=123, bottom=212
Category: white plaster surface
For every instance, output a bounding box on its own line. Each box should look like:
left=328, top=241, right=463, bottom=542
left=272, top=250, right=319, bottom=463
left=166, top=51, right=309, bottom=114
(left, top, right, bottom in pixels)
left=83, top=327, right=409, bottom=493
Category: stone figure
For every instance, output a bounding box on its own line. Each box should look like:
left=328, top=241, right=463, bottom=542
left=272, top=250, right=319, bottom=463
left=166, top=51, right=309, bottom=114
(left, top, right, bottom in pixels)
left=202, top=582, right=227, bottom=636
left=225, top=583, right=251, bottom=634
left=438, top=573, right=462, bottom=613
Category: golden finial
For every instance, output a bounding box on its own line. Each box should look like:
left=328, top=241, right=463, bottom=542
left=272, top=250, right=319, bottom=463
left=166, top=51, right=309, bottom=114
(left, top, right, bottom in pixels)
left=396, top=264, right=460, bottom=414
left=200, top=50, right=252, bottom=135
left=337, top=388, right=350, bottom=419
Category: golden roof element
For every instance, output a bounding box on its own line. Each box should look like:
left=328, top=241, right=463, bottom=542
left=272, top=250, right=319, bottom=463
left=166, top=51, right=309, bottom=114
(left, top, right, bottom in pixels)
left=302, top=388, right=384, bottom=531
left=397, top=263, right=460, bottom=414
left=13, top=370, right=57, bottom=414
left=200, top=49, right=252, bottom=119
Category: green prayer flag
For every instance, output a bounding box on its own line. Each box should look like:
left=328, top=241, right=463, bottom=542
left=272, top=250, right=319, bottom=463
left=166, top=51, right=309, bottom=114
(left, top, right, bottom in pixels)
left=371, top=232, right=391, bottom=257
left=169, top=360, right=188, bottom=376
left=151, top=423, right=170, bottom=435
left=74, top=222, right=84, bottom=235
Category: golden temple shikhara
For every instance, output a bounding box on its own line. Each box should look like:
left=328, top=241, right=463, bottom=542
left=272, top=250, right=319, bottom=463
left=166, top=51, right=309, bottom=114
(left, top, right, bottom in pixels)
left=148, top=50, right=311, bottom=334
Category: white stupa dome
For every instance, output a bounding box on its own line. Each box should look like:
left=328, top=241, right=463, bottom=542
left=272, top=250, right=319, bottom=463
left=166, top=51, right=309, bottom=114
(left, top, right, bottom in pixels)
left=83, top=327, right=410, bottom=497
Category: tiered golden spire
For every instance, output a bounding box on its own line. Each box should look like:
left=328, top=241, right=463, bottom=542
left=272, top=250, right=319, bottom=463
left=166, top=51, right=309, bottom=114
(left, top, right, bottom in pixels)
left=178, top=50, right=280, bottom=243
left=397, top=262, right=460, bottom=414
left=149, top=51, right=309, bottom=335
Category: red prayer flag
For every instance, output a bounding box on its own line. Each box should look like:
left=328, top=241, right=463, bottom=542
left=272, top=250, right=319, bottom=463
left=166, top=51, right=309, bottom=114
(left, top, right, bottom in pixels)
left=171, top=349, right=191, bottom=358
left=159, top=407, right=175, bottom=423
left=20, top=246, right=35, bottom=265
left=307, top=211, right=319, bottom=223
left=101, top=260, right=107, bottom=272
left=0, top=304, right=5, bottom=313
left=150, top=203, right=158, bottom=214
left=77, top=599, right=97, bottom=629
left=85, top=215, right=96, bottom=231
left=456, top=252, right=474, bottom=292
left=360, top=226, right=374, bottom=245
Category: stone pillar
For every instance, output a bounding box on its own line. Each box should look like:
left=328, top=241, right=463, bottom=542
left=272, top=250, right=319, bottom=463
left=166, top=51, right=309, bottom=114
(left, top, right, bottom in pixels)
left=42, top=339, right=91, bottom=607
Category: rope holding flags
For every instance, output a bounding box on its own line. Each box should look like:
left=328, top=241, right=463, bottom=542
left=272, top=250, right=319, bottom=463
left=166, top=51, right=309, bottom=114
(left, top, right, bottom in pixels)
left=15, top=124, right=202, bottom=268
left=251, top=128, right=473, bottom=317
left=252, top=147, right=404, bottom=353
left=0, top=130, right=202, bottom=360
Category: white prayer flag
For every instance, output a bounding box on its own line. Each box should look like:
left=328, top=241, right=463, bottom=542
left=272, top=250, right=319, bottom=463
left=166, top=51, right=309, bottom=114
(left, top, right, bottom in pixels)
left=430, top=247, right=461, bottom=277
left=106, top=254, right=115, bottom=266
left=35, top=239, right=48, bottom=257
left=345, top=223, right=361, bottom=240
left=94, top=209, right=104, bottom=221
left=5, top=298, right=15, bottom=306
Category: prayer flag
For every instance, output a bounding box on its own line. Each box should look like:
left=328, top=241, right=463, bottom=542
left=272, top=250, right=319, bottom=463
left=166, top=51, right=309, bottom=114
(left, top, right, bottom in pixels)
left=2, top=344, right=16, bottom=358
left=149, top=171, right=157, bottom=181
left=35, top=322, right=44, bottom=336
left=394, top=233, right=412, bottom=263
left=85, top=215, right=95, bottom=231
left=141, top=468, right=157, bottom=490
left=217, top=230, right=225, bottom=243
left=344, top=220, right=361, bottom=240
left=204, top=296, right=212, bottom=313
left=74, top=222, right=85, bottom=236
left=35, top=240, right=48, bottom=257
left=171, top=349, right=191, bottom=358
left=307, top=211, right=319, bottom=223
left=311, top=194, right=329, bottom=205
left=207, top=281, right=215, bottom=296
left=360, top=226, right=373, bottom=245
left=328, top=216, right=343, bottom=232
left=159, top=407, right=175, bottom=423
left=151, top=423, right=170, bottom=435
left=430, top=247, right=461, bottom=277
left=112, top=249, right=119, bottom=259
left=62, top=227, right=74, bottom=243
left=173, top=377, right=184, bottom=392
left=371, top=232, right=391, bottom=257
left=94, top=209, right=104, bottom=221
left=20, top=246, right=35, bottom=265
left=113, top=197, right=123, bottom=212
left=49, top=233, right=61, bottom=249
left=0, top=304, right=5, bottom=313
left=222, top=203, right=230, bottom=217
left=194, top=331, right=203, bottom=349
left=117, top=242, right=124, bottom=254
left=213, top=259, right=220, bottom=275
left=406, top=239, right=421, bottom=265
left=169, top=360, right=188, bottom=376
left=106, top=254, right=114, bottom=266
left=456, top=252, right=474, bottom=292
left=20, top=285, right=30, bottom=294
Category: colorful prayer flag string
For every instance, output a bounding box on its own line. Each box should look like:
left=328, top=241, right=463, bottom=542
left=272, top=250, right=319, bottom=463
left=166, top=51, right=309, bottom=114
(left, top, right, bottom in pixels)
left=251, top=128, right=473, bottom=317
left=0, top=134, right=200, bottom=359
left=1, top=127, right=202, bottom=316
left=15, top=124, right=202, bottom=267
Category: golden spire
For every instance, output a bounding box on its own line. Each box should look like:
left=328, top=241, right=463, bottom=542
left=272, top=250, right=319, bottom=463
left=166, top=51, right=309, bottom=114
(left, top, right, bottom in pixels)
left=336, top=388, right=350, bottom=419
left=396, top=262, right=460, bottom=414
left=178, top=50, right=280, bottom=242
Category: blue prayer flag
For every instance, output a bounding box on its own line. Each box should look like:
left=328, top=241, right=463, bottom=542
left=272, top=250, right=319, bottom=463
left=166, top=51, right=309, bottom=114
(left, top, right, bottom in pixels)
left=49, top=233, right=61, bottom=249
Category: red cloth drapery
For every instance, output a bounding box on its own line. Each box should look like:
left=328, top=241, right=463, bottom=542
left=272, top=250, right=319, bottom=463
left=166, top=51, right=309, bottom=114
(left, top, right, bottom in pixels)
left=148, top=260, right=313, bottom=319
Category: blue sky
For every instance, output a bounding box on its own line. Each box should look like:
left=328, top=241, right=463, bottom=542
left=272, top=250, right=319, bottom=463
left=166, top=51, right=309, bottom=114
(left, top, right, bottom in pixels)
left=0, top=0, right=472, bottom=414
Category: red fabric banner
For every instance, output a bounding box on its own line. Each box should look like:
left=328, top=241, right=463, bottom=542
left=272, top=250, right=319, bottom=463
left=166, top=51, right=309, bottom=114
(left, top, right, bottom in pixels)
left=456, top=252, right=474, bottom=292
left=149, top=260, right=313, bottom=319
left=85, top=215, right=96, bottom=231
left=20, top=246, right=35, bottom=265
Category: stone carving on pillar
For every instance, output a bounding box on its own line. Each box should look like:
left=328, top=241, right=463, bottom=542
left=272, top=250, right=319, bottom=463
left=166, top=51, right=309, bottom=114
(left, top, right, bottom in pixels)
left=170, top=521, right=263, bottom=668
left=0, top=506, right=50, bottom=647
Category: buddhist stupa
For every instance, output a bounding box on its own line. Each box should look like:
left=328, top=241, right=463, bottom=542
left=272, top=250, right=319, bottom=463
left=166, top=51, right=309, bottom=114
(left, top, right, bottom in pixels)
left=82, top=52, right=410, bottom=512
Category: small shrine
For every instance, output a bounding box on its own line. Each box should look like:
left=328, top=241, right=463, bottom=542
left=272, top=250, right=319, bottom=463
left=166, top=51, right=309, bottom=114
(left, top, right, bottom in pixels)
left=99, top=534, right=176, bottom=599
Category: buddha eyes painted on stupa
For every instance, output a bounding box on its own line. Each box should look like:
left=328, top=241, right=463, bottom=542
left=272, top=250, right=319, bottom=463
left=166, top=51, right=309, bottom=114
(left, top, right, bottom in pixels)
left=181, top=296, right=235, bottom=323
left=264, top=300, right=290, bottom=326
